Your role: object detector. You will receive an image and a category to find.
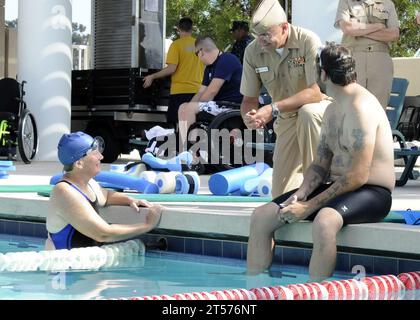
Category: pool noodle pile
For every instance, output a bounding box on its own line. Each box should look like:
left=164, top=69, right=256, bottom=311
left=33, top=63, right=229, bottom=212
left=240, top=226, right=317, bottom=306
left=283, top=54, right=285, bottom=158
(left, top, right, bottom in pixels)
left=209, top=163, right=271, bottom=196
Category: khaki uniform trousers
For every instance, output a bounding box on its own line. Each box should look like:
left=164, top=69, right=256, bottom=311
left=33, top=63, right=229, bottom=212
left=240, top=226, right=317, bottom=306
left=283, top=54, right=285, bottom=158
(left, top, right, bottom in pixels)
left=352, top=47, right=393, bottom=109
left=271, top=100, right=331, bottom=198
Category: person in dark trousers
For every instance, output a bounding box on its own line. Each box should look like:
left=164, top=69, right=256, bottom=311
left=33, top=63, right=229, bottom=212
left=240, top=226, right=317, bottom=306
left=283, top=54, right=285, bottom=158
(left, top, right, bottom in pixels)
left=143, top=18, right=204, bottom=127
left=177, top=36, right=243, bottom=150
left=230, top=21, right=253, bottom=64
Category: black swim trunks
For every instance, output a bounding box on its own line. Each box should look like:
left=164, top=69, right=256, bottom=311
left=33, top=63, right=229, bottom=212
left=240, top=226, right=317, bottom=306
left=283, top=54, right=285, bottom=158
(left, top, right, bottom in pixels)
left=272, top=184, right=392, bottom=225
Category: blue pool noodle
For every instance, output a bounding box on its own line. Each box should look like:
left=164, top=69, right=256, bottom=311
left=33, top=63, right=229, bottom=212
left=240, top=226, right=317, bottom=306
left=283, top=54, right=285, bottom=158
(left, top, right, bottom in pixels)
left=50, top=174, right=63, bottom=185
left=50, top=173, right=131, bottom=191
left=209, top=163, right=269, bottom=196
left=399, top=210, right=420, bottom=225
left=141, top=151, right=193, bottom=172
left=0, top=165, right=16, bottom=172
left=0, top=171, right=9, bottom=179
left=175, top=172, right=200, bottom=194
left=96, top=172, right=159, bottom=194
left=240, top=168, right=273, bottom=196
left=50, top=172, right=159, bottom=194
left=0, top=160, right=14, bottom=178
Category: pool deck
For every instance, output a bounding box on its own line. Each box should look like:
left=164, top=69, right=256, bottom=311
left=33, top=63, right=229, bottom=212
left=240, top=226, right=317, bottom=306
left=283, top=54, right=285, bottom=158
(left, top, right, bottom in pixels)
left=1, top=156, right=420, bottom=261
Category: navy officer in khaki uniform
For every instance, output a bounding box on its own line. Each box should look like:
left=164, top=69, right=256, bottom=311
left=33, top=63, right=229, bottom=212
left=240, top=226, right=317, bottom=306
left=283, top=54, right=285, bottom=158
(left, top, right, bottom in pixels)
left=241, top=0, right=331, bottom=197
left=335, top=0, right=400, bottom=109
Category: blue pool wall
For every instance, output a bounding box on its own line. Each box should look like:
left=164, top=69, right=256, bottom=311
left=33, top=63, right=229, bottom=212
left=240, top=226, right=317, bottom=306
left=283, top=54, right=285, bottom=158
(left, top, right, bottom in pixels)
left=1, top=218, right=420, bottom=275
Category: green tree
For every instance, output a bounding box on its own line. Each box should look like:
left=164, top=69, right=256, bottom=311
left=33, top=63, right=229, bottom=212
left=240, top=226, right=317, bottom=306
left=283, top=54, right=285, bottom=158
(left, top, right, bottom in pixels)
left=167, top=0, right=418, bottom=57
left=6, top=19, right=18, bottom=28
left=166, top=0, right=262, bottom=49
left=72, top=22, right=90, bottom=45
left=5, top=20, right=90, bottom=45
left=391, top=0, right=420, bottom=57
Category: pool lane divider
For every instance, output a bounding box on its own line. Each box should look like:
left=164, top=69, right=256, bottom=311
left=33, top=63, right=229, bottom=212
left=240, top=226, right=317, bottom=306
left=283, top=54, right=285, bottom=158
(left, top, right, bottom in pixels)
left=115, top=273, right=419, bottom=300
left=0, top=239, right=145, bottom=272
left=397, top=271, right=420, bottom=290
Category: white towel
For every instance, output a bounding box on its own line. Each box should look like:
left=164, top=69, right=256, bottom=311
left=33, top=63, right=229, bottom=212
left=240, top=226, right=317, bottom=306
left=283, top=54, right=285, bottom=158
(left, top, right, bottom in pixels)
left=199, top=101, right=231, bottom=116
left=145, top=126, right=174, bottom=141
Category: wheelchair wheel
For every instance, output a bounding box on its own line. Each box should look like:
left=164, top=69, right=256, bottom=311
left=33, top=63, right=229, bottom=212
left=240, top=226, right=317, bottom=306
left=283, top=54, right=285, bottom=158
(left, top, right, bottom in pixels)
left=207, top=110, right=245, bottom=171
left=185, top=121, right=207, bottom=170
left=207, top=110, right=274, bottom=171
left=17, top=109, right=38, bottom=164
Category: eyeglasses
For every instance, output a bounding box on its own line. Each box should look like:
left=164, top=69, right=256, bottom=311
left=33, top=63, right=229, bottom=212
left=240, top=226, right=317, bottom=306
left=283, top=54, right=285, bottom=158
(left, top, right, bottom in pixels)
left=251, top=24, right=286, bottom=40
left=251, top=30, right=272, bottom=41
left=195, top=48, right=203, bottom=56
left=82, top=139, right=99, bottom=158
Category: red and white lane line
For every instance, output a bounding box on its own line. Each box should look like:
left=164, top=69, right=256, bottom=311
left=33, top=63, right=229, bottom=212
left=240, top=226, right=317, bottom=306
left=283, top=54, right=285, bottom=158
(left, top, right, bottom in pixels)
left=114, top=272, right=420, bottom=300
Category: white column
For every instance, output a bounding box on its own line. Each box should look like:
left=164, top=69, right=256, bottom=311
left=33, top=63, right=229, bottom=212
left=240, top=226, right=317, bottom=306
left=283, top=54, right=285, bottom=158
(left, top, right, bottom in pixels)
left=78, top=47, right=82, bottom=70
left=18, top=0, right=72, bottom=161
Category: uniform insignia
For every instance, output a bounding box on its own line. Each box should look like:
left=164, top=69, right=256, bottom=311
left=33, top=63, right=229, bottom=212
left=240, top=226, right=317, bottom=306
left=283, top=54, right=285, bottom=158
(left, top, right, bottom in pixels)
left=288, top=56, right=305, bottom=67
left=255, top=67, right=269, bottom=73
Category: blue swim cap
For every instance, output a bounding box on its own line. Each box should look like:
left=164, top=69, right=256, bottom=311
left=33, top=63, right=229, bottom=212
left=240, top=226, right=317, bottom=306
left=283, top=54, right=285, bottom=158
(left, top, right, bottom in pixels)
left=57, top=132, right=96, bottom=165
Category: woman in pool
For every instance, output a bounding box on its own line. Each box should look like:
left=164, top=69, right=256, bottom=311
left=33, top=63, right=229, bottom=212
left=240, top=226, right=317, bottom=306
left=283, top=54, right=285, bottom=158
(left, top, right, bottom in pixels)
left=46, top=131, right=162, bottom=250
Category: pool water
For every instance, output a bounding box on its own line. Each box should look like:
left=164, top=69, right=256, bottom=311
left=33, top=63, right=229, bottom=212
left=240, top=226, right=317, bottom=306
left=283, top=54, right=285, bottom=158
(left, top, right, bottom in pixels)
left=0, top=234, right=417, bottom=300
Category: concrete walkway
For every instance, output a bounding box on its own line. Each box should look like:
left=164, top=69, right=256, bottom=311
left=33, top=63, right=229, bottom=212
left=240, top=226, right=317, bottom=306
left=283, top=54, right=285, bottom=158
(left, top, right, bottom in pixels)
left=2, top=154, right=420, bottom=211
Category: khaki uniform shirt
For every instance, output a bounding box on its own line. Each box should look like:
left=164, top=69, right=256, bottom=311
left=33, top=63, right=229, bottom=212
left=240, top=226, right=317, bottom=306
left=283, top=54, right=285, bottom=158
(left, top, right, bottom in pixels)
left=335, top=0, right=399, bottom=49
left=240, top=24, right=321, bottom=116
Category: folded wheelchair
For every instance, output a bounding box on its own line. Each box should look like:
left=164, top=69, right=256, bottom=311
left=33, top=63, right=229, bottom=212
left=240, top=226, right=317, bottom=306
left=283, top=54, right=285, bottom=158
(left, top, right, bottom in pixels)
left=0, top=78, right=38, bottom=163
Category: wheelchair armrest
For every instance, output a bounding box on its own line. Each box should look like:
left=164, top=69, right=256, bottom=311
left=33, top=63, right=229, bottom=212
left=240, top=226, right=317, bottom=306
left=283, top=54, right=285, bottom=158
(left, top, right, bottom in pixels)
left=392, top=129, right=407, bottom=149
left=214, top=101, right=241, bottom=109
left=245, top=142, right=275, bottom=152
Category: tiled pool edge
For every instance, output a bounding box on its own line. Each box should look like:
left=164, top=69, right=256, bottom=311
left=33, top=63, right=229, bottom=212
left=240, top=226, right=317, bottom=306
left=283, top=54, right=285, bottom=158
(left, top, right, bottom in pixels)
left=1, top=218, right=419, bottom=276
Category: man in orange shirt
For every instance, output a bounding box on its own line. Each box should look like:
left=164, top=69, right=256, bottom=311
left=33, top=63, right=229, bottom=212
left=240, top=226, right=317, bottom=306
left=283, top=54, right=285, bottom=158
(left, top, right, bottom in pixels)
left=143, top=18, right=204, bottom=127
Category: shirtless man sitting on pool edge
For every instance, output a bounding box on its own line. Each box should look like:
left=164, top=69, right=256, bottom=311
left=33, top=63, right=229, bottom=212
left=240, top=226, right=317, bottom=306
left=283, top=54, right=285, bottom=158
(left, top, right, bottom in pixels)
left=246, top=43, right=395, bottom=282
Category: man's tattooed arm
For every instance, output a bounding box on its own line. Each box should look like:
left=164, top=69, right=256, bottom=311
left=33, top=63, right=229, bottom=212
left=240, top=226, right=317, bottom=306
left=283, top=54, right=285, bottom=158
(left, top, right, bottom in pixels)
left=306, top=128, right=373, bottom=214
left=298, top=133, right=333, bottom=198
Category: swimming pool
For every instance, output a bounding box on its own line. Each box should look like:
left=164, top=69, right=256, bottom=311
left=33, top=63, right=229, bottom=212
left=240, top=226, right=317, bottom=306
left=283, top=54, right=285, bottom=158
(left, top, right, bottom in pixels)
left=0, top=234, right=418, bottom=300
left=0, top=234, right=350, bottom=300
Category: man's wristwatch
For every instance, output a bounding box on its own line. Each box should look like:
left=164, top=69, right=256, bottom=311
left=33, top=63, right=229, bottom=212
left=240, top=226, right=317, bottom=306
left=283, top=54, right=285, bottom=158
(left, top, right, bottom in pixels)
left=271, top=102, right=280, bottom=119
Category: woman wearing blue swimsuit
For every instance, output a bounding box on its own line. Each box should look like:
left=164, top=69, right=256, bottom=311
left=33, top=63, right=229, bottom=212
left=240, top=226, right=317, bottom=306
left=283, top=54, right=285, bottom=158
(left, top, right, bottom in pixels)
left=46, top=132, right=162, bottom=250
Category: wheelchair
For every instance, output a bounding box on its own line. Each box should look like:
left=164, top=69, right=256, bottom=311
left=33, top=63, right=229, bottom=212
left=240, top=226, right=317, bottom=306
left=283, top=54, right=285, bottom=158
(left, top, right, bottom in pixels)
left=187, top=100, right=275, bottom=172
left=0, top=78, right=39, bottom=164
